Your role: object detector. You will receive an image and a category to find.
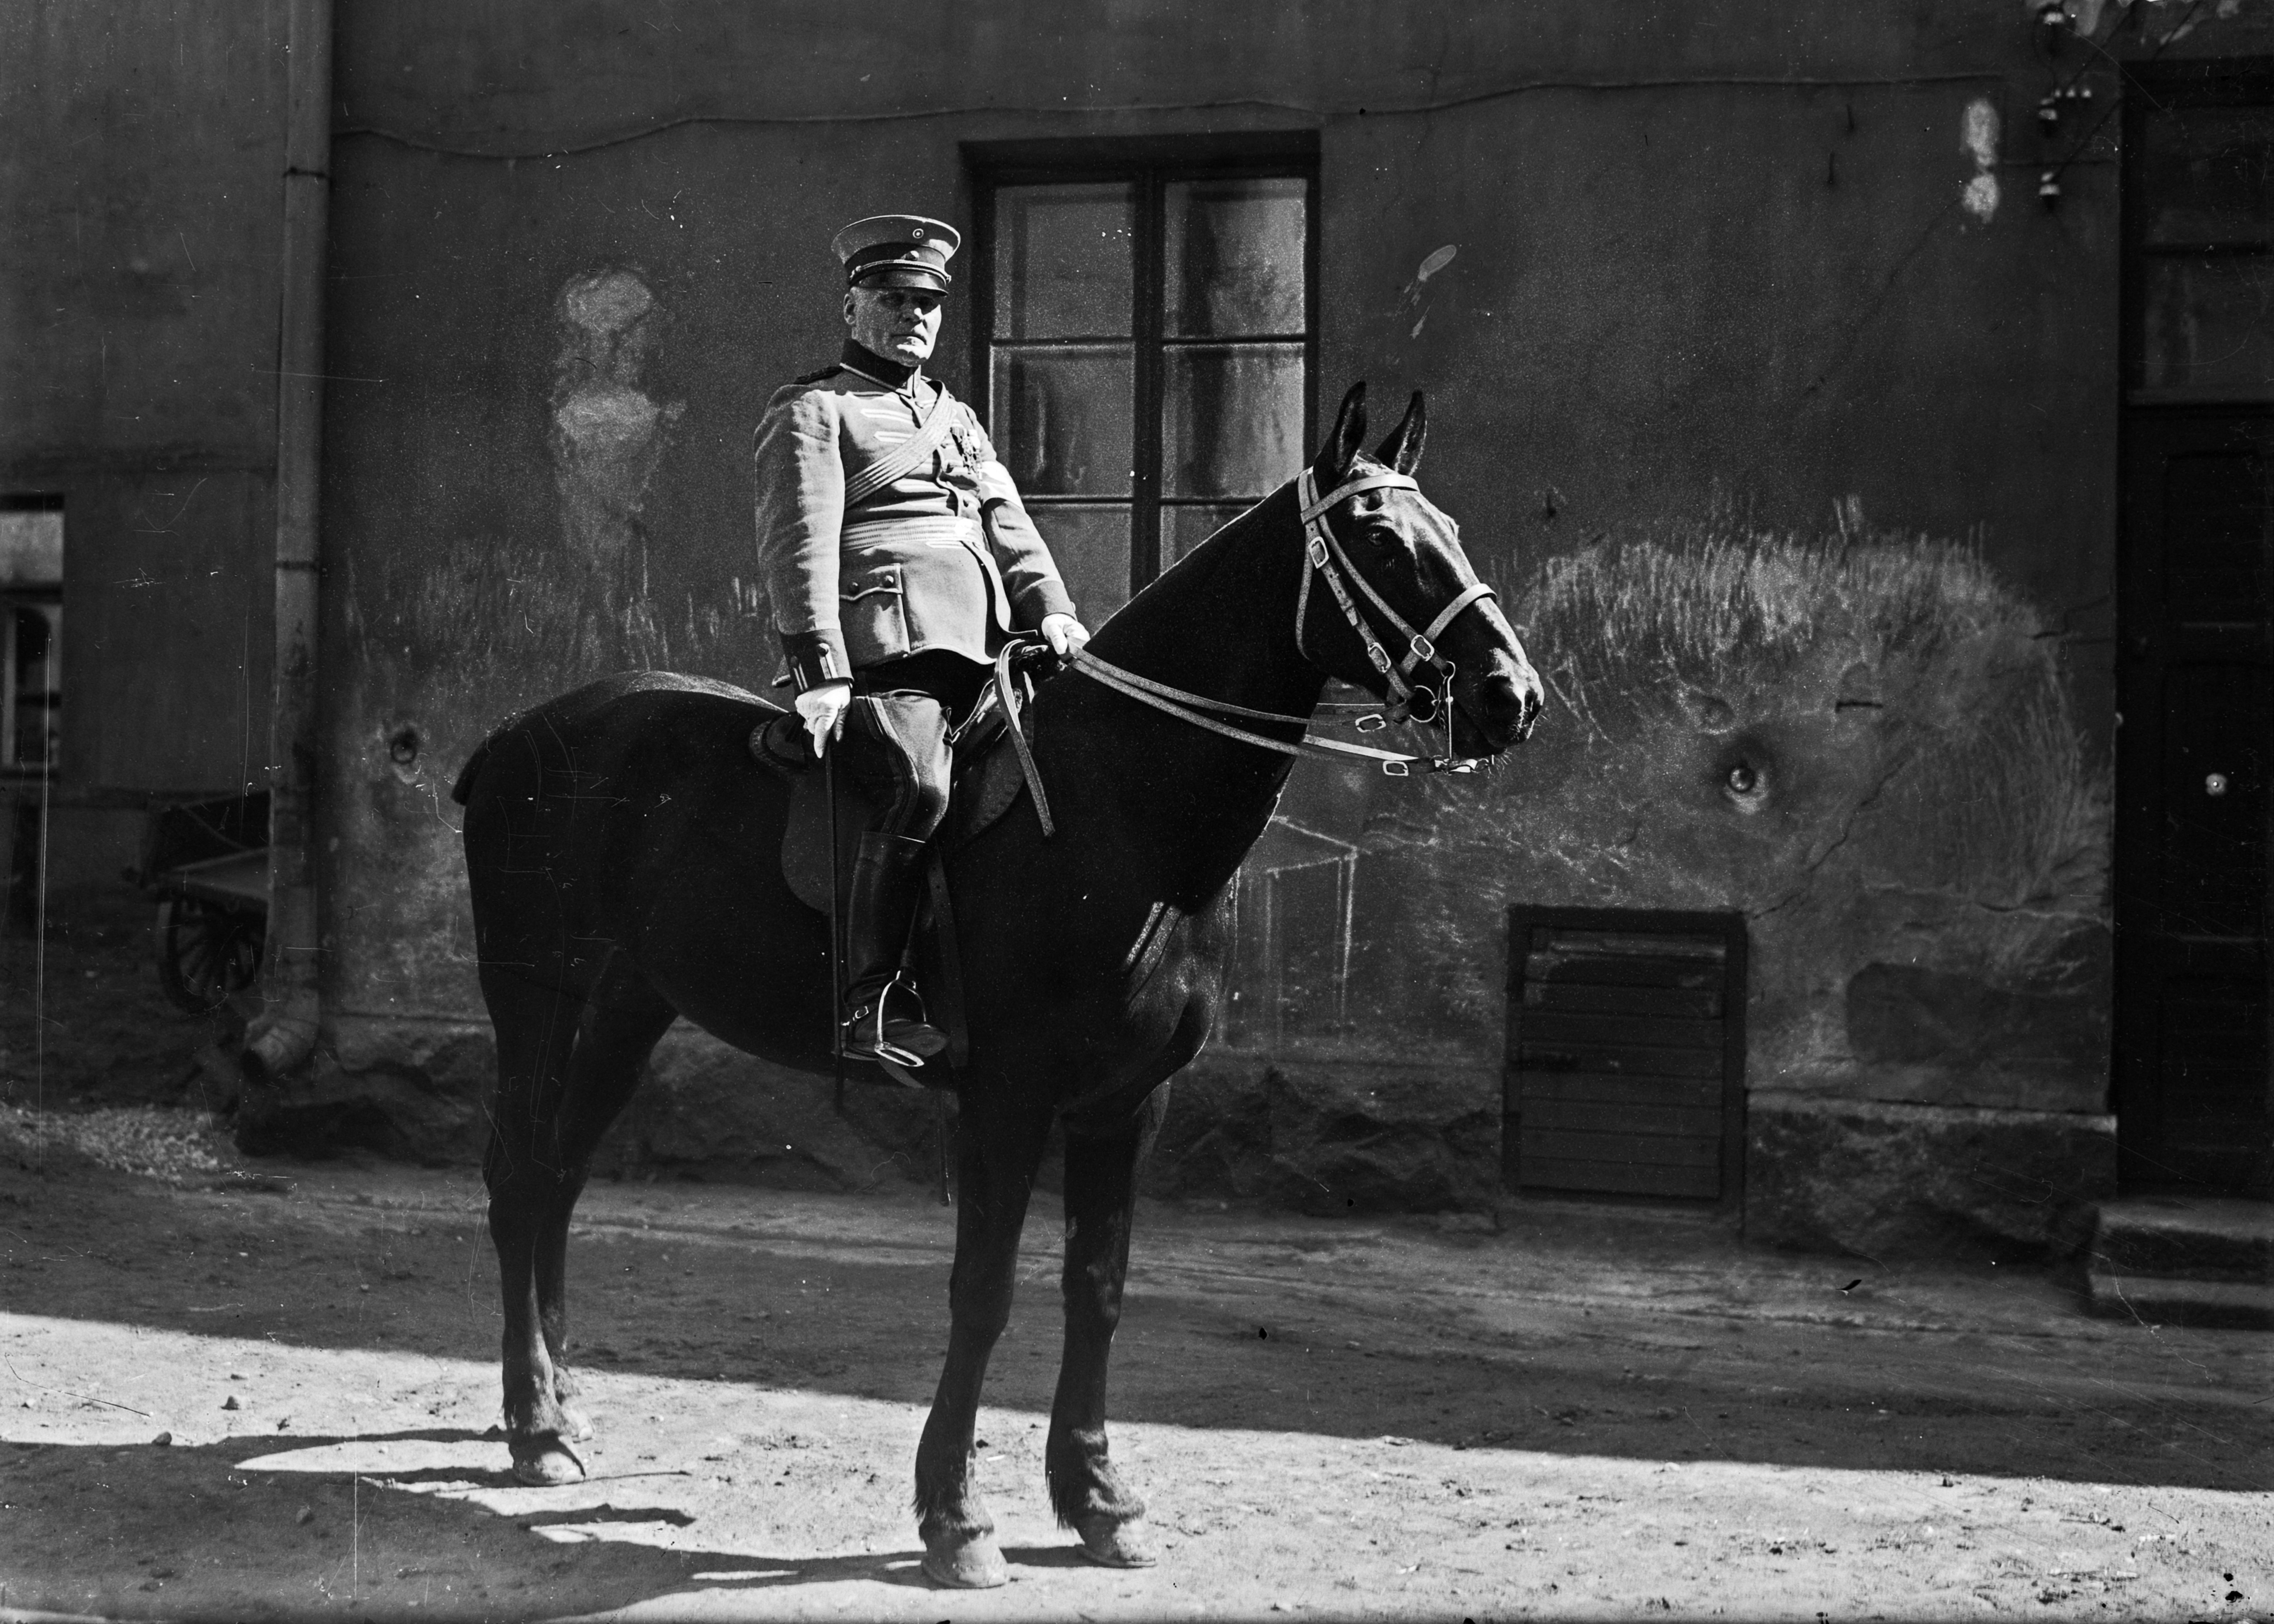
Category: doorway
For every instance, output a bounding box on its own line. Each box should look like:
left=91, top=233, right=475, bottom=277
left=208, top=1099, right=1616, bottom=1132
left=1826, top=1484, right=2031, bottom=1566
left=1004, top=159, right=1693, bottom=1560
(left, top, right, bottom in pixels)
left=2113, top=65, right=2274, bottom=1195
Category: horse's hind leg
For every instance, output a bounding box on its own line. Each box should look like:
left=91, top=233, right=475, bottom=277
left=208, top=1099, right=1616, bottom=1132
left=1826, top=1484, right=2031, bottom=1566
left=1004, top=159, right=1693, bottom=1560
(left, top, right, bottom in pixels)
left=531, top=981, right=675, bottom=1452
left=483, top=965, right=671, bottom=1486
left=482, top=972, right=581, bottom=1481
left=913, top=1095, right=1054, bottom=1589
left=1047, top=1085, right=1171, bottom=1567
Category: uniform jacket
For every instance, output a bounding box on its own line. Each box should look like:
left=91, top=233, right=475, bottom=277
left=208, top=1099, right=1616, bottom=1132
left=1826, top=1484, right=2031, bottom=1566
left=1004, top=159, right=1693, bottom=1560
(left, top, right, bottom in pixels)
left=752, top=347, right=1076, bottom=690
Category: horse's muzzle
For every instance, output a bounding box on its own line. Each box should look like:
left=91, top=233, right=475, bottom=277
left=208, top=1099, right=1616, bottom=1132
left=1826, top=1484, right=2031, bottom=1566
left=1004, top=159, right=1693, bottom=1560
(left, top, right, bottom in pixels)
left=1453, top=658, right=1543, bottom=757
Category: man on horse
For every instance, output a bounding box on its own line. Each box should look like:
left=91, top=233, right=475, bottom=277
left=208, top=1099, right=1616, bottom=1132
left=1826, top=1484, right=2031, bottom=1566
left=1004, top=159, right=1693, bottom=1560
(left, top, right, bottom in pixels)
left=753, top=213, right=1090, bottom=1069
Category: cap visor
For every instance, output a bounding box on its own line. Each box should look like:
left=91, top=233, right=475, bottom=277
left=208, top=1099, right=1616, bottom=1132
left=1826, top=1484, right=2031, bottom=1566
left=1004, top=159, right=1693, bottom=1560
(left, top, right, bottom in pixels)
left=854, top=267, right=950, bottom=292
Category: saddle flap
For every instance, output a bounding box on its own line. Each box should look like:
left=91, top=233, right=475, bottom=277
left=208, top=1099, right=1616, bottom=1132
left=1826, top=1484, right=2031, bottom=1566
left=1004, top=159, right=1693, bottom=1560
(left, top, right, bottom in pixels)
left=749, top=713, right=814, bottom=779
left=778, top=766, right=881, bottom=915
left=941, top=729, right=1028, bottom=855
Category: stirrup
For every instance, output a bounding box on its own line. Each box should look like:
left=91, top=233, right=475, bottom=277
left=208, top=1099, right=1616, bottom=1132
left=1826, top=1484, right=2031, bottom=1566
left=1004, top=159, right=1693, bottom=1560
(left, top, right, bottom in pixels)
left=841, top=972, right=947, bottom=1069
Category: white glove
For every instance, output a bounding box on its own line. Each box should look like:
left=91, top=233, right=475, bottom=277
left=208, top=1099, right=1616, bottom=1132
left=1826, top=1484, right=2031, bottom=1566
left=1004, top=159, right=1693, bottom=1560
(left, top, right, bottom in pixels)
left=1041, top=613, right=1090, bottom=660
left=794, top=680, right=852, bottom=756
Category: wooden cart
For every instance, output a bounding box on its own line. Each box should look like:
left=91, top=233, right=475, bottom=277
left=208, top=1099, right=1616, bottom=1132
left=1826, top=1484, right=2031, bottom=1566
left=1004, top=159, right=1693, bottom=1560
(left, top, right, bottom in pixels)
left=134, top=792, right=269, bottom=1014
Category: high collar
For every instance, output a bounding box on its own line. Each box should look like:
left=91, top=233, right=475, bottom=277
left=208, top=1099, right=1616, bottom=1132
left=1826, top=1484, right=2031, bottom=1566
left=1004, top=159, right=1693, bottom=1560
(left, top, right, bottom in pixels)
left=840, top=339, right=920, bottom=389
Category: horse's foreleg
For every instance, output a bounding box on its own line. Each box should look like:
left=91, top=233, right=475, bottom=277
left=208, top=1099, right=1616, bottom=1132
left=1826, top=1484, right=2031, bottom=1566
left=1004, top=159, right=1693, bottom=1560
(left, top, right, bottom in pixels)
left=481, top=973, right=584, bottom=1484
left=914, top=1097, right=1052, bottom=1589
left=531, top=989, right=676, bottom=1449
left=1047, top=1085, right=1169, bottom=1567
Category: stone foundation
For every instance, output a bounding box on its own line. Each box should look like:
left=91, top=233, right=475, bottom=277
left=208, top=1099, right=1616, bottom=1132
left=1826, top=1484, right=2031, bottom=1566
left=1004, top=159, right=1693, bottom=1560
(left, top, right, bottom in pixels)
left=243, top=1022, right=2125, bottom=1262
left=238, top=1015, right=945, bottom=1189
left=1743, top=1091, right=2117, bottom=1259
left=1149, top=1054, right=1501, bottom=1216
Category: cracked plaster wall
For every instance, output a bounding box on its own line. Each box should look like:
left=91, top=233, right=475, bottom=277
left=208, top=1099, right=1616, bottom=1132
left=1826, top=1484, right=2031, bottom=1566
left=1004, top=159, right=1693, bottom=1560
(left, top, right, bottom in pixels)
left=282, top=0, right=2264, bottom=1224
left=1371, top=521, right=2112, bottom=1117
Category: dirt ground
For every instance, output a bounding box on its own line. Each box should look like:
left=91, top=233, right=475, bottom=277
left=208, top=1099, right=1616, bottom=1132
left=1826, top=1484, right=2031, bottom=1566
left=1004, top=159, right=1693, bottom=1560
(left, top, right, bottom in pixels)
left=0, top=896, right=240, bottom=1122
left=0, top=1128, right=2269, bottom=1624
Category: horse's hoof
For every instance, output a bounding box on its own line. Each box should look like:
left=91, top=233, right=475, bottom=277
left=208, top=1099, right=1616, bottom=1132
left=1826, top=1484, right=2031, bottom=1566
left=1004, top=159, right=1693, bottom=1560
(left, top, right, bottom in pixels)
left=1077, top=1513, right=1159, bottom=1568
left=509, top=1436, right=587, bottom=1487
left=920, top=1530, right=1008, bottom=1589
left=558, top=1406, right=595, bottom=1443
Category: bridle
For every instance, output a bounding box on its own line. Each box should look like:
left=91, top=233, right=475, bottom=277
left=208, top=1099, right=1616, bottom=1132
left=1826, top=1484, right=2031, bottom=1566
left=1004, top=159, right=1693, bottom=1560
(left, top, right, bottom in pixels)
left=1291, top=465, right=1498, bottom=744
left=1063, top=464, right=1502, bottom=778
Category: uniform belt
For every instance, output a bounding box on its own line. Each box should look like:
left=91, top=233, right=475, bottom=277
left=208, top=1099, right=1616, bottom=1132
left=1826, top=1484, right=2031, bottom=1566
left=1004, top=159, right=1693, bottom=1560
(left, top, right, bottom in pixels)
left=840, top=516, right=980, bottom=549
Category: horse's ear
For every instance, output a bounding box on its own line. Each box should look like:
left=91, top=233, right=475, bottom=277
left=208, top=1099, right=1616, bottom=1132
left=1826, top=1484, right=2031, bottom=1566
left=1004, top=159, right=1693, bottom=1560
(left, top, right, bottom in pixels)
left=1374, top=391, right=1427, bottom=476
left=1320, top=381, right=1368, bottom=479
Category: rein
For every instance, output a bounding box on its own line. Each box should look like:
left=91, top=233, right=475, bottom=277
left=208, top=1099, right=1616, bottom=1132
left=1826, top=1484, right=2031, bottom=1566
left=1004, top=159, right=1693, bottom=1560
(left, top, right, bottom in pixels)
left=1066, top=467, right=1500, bottom=778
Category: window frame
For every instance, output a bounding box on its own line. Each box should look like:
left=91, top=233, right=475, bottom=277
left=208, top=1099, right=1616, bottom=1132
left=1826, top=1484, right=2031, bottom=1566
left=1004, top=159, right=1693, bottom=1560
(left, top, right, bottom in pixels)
left=968, top=134, right=1321, bottom=602
left=2120, top=59, right=2274, bottom=406
left=0, top=494, right=64, bottom=781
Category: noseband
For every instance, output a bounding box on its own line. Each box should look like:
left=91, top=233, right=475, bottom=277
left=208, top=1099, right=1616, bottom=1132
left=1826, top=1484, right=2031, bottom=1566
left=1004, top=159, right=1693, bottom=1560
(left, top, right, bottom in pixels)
left=1062, top=467, right=1501, bottom=778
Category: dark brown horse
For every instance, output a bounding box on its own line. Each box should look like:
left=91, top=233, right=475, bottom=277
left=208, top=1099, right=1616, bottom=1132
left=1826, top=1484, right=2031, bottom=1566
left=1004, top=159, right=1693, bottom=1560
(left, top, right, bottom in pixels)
left=452, top=383, right=1542, bottom=1587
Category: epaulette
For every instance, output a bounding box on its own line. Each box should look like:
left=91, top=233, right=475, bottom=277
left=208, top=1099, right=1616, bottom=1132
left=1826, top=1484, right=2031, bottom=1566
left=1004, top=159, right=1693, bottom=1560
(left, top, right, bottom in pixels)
left=791, top=364, right=843, bottom=386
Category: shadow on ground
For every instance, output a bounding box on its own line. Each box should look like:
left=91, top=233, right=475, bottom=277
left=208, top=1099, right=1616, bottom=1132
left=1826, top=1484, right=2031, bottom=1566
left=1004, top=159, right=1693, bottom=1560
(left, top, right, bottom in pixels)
left=2, top=1149, right=2266, bottom=1503
left=0, top=1425, right=967, bottom=1621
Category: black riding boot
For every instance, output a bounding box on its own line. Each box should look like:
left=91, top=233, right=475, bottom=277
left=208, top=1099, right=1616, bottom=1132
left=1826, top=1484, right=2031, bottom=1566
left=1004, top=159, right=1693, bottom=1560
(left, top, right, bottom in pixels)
left=840, top=830, right=948, bottom=1067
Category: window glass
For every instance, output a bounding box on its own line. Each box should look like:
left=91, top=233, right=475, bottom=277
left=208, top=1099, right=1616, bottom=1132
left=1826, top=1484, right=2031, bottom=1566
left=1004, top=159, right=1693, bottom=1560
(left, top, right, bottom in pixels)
left=982, top=161, right=1310, bottom=604
left=989, top=348, right=1135, bottom=496
left=1164, top=178, right=1307, bottom=336
left=0, top=510, right=63, bottom=588
left=2139, top=107, right=2274, bottom=248
left=2140, top=257, right=2274, bottom=393
left=0, top=503, right=60, bottom=773
left=7, top=604, right=60, bottom=769
left=992, top=184, right=1136, bottom=339
left=1161, top=504, right=1254, bottom=570
left=1034, top=504, right=1134, bottom=623
left=1162, top=343, right=1306, bottom=498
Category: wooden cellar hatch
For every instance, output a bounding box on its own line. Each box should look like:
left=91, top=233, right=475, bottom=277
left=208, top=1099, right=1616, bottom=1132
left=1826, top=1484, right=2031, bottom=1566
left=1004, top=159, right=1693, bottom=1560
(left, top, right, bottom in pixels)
left=1503, top=906, right=1748, bottom=1207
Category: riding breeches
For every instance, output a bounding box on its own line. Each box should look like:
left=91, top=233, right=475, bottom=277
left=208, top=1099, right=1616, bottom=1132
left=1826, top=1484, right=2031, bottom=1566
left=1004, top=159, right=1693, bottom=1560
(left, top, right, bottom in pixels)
left=834, top=652, right=990, bottom=841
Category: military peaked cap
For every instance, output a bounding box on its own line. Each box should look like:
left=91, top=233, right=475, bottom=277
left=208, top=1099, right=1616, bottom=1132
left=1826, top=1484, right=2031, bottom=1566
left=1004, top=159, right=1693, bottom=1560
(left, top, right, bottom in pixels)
left=832, top=214, right=960, bottom=292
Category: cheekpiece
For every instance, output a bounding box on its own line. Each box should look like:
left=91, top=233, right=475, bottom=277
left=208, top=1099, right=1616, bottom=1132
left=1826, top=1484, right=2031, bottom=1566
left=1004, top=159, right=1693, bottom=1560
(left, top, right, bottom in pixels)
left=832, top=214, right=960, bottom=292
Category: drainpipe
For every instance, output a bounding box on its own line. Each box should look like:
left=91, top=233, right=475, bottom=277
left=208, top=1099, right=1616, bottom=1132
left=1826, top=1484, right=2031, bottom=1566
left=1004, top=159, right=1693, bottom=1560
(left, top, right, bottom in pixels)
left=242, top=0, right=333, bottom=1089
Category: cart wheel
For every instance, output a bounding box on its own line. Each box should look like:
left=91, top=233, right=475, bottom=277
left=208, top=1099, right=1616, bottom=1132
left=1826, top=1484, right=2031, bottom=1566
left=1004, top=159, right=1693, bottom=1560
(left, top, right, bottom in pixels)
left=155, top=897, right=264, bottom=1014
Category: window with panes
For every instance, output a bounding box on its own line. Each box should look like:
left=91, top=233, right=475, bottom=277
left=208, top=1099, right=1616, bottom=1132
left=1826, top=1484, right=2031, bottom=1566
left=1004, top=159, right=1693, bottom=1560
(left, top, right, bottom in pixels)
left=974, top=156, right=1315, bottom=620
left=0, top=496, right=62, bottom=777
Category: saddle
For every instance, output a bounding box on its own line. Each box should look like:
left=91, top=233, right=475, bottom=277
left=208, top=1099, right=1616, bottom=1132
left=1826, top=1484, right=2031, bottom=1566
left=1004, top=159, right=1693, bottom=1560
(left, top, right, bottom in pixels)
left=748, top=699, right=1032, bottom=915
left=748, top=675, right=1043, bottom=1077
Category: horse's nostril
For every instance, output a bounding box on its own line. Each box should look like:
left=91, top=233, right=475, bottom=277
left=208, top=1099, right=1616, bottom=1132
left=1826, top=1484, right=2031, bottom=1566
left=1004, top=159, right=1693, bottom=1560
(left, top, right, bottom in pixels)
left=1480, top=673, right=1527, bottom=726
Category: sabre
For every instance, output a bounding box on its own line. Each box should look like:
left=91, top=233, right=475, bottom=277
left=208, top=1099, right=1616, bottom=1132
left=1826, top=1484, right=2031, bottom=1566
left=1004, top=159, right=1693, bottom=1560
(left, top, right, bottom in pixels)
left=824, top=735, right=846, bottom=1114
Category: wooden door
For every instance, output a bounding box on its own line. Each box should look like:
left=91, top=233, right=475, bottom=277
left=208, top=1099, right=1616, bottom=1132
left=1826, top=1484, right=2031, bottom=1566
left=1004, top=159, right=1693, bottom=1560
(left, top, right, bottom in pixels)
left=1503, top=906, right=1747, bottom=1207
left=2115, top=416, right=2273, bottom=1192
left=2115, top=70, right=2274, bottom=1196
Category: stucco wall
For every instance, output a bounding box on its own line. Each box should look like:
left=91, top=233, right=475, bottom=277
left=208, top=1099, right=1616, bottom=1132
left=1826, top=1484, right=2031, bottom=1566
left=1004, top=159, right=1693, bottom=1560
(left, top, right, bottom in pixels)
left=0, top=1, right=281, bottom=858
left=282, top=0, right=2270, bottom=1244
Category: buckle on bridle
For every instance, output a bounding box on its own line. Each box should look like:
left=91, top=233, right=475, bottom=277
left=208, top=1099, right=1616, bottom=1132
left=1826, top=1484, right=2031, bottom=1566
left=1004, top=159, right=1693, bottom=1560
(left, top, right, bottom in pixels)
left=1354, top=713, right=1388, bottom=733
left=1380, top=759, right=1410, bottom=778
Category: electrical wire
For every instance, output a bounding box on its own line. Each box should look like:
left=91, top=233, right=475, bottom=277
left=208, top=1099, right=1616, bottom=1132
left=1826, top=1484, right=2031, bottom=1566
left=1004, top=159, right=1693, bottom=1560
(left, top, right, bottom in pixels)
left=334, top=71, right=2009, bottom=162
left=2040, top=0, right=2212, bottom=188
